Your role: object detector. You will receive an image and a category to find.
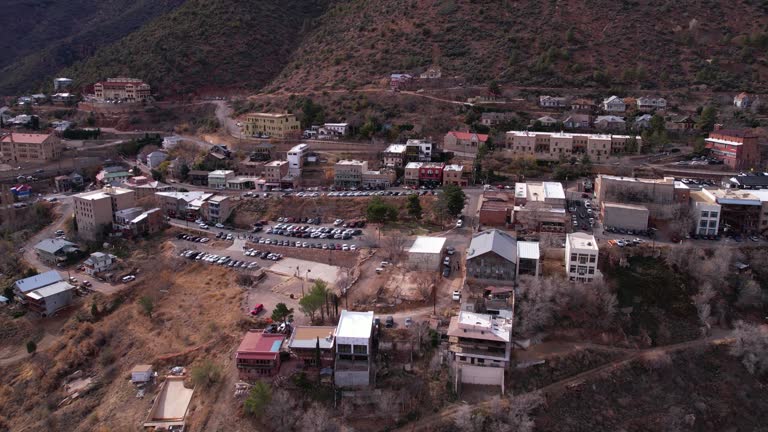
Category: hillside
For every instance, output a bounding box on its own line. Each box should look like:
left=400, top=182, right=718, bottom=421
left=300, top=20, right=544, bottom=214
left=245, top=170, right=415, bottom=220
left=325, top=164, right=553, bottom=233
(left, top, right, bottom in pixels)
left=0, top=0, right=185, bottom=95
left=269, top=0, right=768, bottom=93
left=59, top=0, right=330, bottom=96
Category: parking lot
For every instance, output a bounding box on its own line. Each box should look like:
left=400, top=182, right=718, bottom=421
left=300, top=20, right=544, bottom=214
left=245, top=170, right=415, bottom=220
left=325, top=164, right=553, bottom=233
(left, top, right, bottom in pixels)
left=568, top=198, right=596, bottom=233
left=238, top=188, right=441, bottom=200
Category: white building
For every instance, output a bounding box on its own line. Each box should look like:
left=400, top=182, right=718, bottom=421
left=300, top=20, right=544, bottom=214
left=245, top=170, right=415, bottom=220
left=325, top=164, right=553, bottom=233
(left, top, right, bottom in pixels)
left=407, top=236, right=447, bottom=270
left=12, top=271, right=74, bottom=317
left=208, top=170, right=235, bottom=189
left=83, top=252, right=116, bottom=275
left=321, top=123, right=348, bottom=136
left=690, top=190, right=721, bottom=236
left=334, top=310, right=374, bottom=387
left=405, top=139, right=433, bottom=162
left=636, top=97, right=667, bottom=111
left=146, top=151, right=168, bottom=169
left=602, top=95, right=626, bottom=113
left=539, top=95, right=568, bottom=108
left=54, top=77, right=73, bottom=90
left=565, top=232, right=599, bottom=282
left=131, top=364, right=154, bottom=384
left=447, top=310, right=514, bottom=393
left=382, top=144, right=407, bottom=167
left=287, top=143, right=309, bottom=176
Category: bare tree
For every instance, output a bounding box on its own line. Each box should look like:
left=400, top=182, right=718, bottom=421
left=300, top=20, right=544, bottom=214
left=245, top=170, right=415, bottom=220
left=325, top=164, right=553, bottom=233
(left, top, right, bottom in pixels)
left=381, top=230, right=409, bottom=262
left=515, top=276, right=558, bottom=336
left=729, top=320, right=768, bottom=376
left=265, top=389, right=299, bottom=430
left=454, top=405, right=484, bottom=432
left=413, top=273, right=437, bottom=301
left=664, top=244, right=694, bottom=271
left=691, top=282, right=716, bottom=331
left=502, top=392, right=544, bottom=432
left=336, top=266, right=355, bottom=308
left=300, top=404, right=340, bottom=432
left=736, top=279, right=763, bottom=309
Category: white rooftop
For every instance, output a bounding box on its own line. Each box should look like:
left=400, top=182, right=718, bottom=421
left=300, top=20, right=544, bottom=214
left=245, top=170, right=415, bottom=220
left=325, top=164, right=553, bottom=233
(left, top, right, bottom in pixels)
left=26, top=281, right=74, bottom=300
left=384, top=144, right=407, bottom=153
left=409, top=236, right=447, bottom=254
left=75, top=186, right=133, bottom=201
left=705, top=137, right=742, bottom=146
left=289, top=143, right=309, bottom=152
left=155, top=191, right=211, bottom=203
left=444, top=164, right=464, bottom=172
left=517, top=241, right=540, bottom=260
left=336, top=159, right=366, bottom=166
left=405, top=162, right=423, bottom=169
left=209, top=170, right=234, bottom=176
left=567, top=232, right=598, bottom=250
left=336, top=310, right=374, bottom=339
left=451, top=311, right=512, bottom=343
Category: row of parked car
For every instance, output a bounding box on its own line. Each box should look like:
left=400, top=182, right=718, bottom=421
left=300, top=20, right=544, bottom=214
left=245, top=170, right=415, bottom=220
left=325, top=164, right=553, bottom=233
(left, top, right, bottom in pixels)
left=179, top=249, right=264, bottom=268
left=267, top=224, right=362, bottom=240
left=177, top=233, right=211, bottom=243
left=252, top=238, right=357, bottom=251
left=242, top=248, right=286, bottom=260
left=603, top=227, right=654, bottom=237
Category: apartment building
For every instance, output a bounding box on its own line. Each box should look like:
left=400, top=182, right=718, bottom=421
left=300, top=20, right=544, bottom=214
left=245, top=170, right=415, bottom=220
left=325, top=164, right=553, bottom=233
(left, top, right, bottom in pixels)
left=0, top=133, right=61, bottom=163
left=73, top=186, right=136, bottom=241
left=690, top=191, right=721, bottom=236
left=335, top=310, right=374, bottom=388
left=334, top=160, right=368, bottom=189
left=405, top=139, right=434, bottom=162
left=594, top=175, right=690, bottom=218
left=208, top=170, right=235, bottom=189
left=447, top=310, right=514, bottom=393
left=382, top=144, right=407, bottom=168
left=704, top=129, right=760, bottom=170
left=565, top=232, right=599, bottom=282
left=443, top=164, right=467, bottom=187
left=287, top=143, right=309, bottom=176
left=443, top=131, right=489, bottom=157
left=264, top=160, right=288, bottom=188
left=504, top=131, right=640, bottom=162
left=242, top=113, right=300, bottom=138
left=93, top=78, right=151, bottom=102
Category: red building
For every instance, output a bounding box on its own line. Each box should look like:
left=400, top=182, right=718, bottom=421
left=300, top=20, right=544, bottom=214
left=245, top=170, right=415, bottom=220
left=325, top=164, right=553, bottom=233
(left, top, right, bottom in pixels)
left=235, top=330, right=285, bottom=380
left=705, top=129, right=760, bottom=170
left=418, top=162, right=445, bottom=188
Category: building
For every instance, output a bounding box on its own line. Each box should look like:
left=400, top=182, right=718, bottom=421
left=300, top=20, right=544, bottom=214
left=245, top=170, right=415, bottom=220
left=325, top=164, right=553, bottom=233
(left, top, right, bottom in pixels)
left=420, top=67, right=442, bottom=79
left=362, top=169, right=396, bottom=189
left=634, top=114, right=653, bottom=130
left=503, top=131, right=640, bottom=162
left=264, top=161, right=289, bottom=189
left=83, top=252, right=116, bottom=275
left=407, top=236, right=447, bottom=270
left=54, top=77, right=73, bottom=90
left=594, top=175, right=689, bottom=218
left=404, top=162, right=422, bottom=187
left=188, top=170, right=209, bottom=186
left=666, top=115, right=696, bottom=132
left=320, top=123, right=348, bottom=137
left=571, top=98, right=596, bottom=112
left=700, top=188, right=768, bottom=235
left=33, top=238, right=79, bottom=266
left=55, top=172, right=84, bottom=193
left=389, top=73, right=413, bottom=91
left=287, top=143, right=309, bottom=176
left=516, top=241, right=540, bottom=277
left=113, top=207, right=164, bottom=236
left=565, top=232, right=599, bottom=282
left=226, top=177, right=260, bottom=190
left=539, top=95, right=568, bottom=108
left=51, top=93, right=76, bottom=105
left=383, top=144, right=407, bottom=168
left=287, top=326, right=336, bottom=368
left=636, top=97, right=667, bottom=111
left=478, top=191, right=513, bottom=226
left=146, top=151, right=168, bottom=169
left=251, top=142, right=275, bottom=161
left=13, top=271, right=74, bottom=317
left=201, top=195, right=232, bottom=223
left=443, top=131, right=489, bottom=157
left=535, top=116, right=559, bottom=127
left=0, top=133, right=61, bottom=163
left=96, top=165, right=133, bottom=186
left=242, top=113, right=300, bottom=138
left=728, top=173, right=768, bottom=190
left=466, top=230, right=518, bottom=281
left=235, top=330, right=285, bottom=379
left=704, top=129, right=760, bottom=170
left=734, top=92, right=754, bottom=109
left=418, top=162, right=445, bottom=188
left=335, top=310, right=374, bottom=387
left=690, top=191, right=721, bottom=236
left=155, top=191, right=212, bottom=218
left=93, top=78, right=151, bottom=102
left=123, top=176, right=173, bottom=199
left=208, top=170, right=235, bottom=189
left=405, top=139, right=434, bottom=162
left=447, top=310, right=514, bottom=393
left=562, top=113, right=592, bottom=129
left=443, top=164, right=467, bottom=187
left=511, top=182, right=567, bottom=233
left=130, top=365, right=154, bottom=384
left=594, top=115, right=626, bottom=131
left=601, top=202, right=649, bottom=231
left=480, top=112, right=516, bottom=127
left=602, top=95, right=626, bottom=112
left=73, top=186, right=136, bottom=241
left=334, top=160, right=368, bottom=189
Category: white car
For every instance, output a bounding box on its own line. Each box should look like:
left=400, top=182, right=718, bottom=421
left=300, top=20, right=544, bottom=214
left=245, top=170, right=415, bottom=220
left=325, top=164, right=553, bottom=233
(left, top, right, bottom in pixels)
left=121, top=275, right=136, bottom=283
left=456, top=220, right=463, bottom=228
left=215, top=223, right=224, bottom=228
left=452, top=290, right=461, bottom=301
left=199, top=223, right=209, bottom=229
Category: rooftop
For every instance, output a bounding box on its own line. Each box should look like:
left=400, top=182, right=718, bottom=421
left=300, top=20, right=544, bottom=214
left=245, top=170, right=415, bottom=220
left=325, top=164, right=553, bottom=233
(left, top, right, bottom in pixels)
left=517, top=241, right=540, bottom=260
left=710, top=129, right=755, bottom=138
left=14, top=270, right=62, bottom=293
left=384, top=144, right=407, bottom=154
left=444, top=164, right=464, bottom=172
left=447, top=311, right=513, bottom=343
left=34, top=238, right=77, bottom=255
left=245, top=112, right=295, bottom=118
left=506, top=130, right=639, bottom=140
left=446, top=131, right=489, bottom=142
left=289, top=143, right=309, bottom=152
left=236, top=330, right=285, bottom=360
left=26, top=280, right=74, bottom=300
left=603, top=202, right=650, bottom=211
left=266, top=160, right=288, bottom=167
left=74, top=186, right=133, bottom=201
left=335, top=159, right=367, bottom=166
left=288, top=326, right=336, bottom=350
left=336, top=310, right=374, bottom=340
left=409, top=236, right=447, bottom=254
left=155, top=191, right=212, bottom=203
left=467, top=229, right=517, bottom=263
left=208, top=170, right=234, bottom=176
left=405, top=162, right=424, bottom=169
left=0, top=133, right=52, bottom=144
left=567, top=232, right=598, bottom=250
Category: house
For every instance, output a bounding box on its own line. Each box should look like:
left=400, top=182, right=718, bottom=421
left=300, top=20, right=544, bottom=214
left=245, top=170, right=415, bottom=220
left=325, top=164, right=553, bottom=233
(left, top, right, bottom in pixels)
left=602, top=96, right=626, bottom=113
left=83, top=252, right=116, bottom=275
left=704, top=129, right=760, bottom=170
left=13, top=271, right=74, bottom=317
left=565, top=232, right=599, bottom=282
left=634, top=114, right=653, bottom=130
left=571, top=98, right=596, bottom=112
left=562, top=113, right=591, bottom=129
left=534, top=116, right=559, bottom=127
left=155, top=191, right=212, bottom=218
left=235, top=330, right=286, bottom=379
left=390, top=74, right=413, bottom=91
left=123, top=176, right=173, bottom=199
left=408, top=236, right=447, bottom=270
left=636, top=97, right=667, bottom=111
left=539, top=95, right=568, bottom=108
left=516, top=241, right=540, bottom=277
left=443, top=164, right=467, bottom=187
left=250, top=142, right=275, bottom=161
left=383, top=144, right=407, bottom=168
left=54, top=77, right=73, bottom=90
left=594, top=115, right=626, bottom=131
left=34, top=238, right=80, bottom=266
left=443, top=131, right=489, bottom=157
left=666, top=115, right=695, bottom=131
left=420, top=67, right=442, bottom=79
left=734, top=92, right=754, bottom=109
left=188, top=170, right=209, bottom=186
left=447, top=310, right=514, bottom=393
left=51, top=93, right=76, bottom=105
left=480, top=112, right=516, bottom=127
left=93, top=78, right=151, bottom=102
left=131, top=364, right=154, bottom=384
left=11, top=184, right=32, bottom=200
left=96, top=166, right=132, bottom=186
left=287, top=326, right=336, bottom=368
left=242, top=113, right=300, bottom=138
left=465, top=230, right=518, bottom=281
left=146, top=151, right=168, bottom=169
left=335, top=310, right=374, bottom=387
left=208, top=170, right=235, bottom=189
left=320, top=123, right=349, bottom=137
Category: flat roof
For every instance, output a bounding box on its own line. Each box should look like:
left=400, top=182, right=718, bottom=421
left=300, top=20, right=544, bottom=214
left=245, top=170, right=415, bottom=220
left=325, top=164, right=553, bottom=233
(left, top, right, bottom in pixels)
left=246, top=112, right=294, bottom=118
left=288, top=326, right=336, bottom=349
left=155, top=191, right=211, bottom=203
left=444, top=164, right=464, bottom=171
left=691, top=190, right=717, bottom=204
left=447, top=311, right=512, bottom=342
left=26, top=281, right=74, bottom=300
left=405, top=162, right=423, bottom=169
left=506, top=130, right=639, bottom=140
left=208, top=170, right=234, bottom=176
left=0, top=133, right=52, bottom=144
left=266, top=160, right=287, bottom=166
left=75, top=186, right=133, bottom=201
left=409, top=236, right=447, bottom=254
left=567, top=232, right=598, bottom=250
left=705, top=137, right=742, bottom=146
left=336, top=310, right=374, bottom=339
left=517, top=241, right=540, bottom=260
left=384, top=144, right=406, bottom=153
left=336, top=159, right=366, bottom=166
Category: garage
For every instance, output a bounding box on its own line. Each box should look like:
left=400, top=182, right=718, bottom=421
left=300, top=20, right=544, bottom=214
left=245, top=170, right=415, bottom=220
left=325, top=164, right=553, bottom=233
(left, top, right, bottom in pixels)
left=458, top=364, right=505, bottom=389
left=407, top=236, right=447, bottom=271
left=601, top=202, right=649, bottom=231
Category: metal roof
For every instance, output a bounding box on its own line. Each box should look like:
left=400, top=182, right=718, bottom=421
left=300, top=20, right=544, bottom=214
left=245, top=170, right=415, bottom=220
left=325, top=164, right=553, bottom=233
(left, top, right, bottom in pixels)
left=33, top=238, right=77, bottom=255
left=408, top=236, right=447, bottom=254
left=466, top=229, right=517, bottom=263
left=516, top=241, right=540, bottom=260
left=14, top=270, right=63, bottom=293
left=26, top=281, right=74, bottom=300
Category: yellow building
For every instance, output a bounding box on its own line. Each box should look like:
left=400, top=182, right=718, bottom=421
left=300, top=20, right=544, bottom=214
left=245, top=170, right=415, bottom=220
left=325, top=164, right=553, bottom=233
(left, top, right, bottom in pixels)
left=0, top=133, right=62, bottom=163
left=243, top=113, right=300, bottom=139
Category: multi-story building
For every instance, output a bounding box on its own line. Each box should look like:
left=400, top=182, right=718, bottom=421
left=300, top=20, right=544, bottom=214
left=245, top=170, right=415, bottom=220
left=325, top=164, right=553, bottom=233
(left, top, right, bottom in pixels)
left=690, top=191, right=721, bottom=236
left=287, top=326, right=336, bottom=368
left=0, top=133, right=61, bottom=163
left=466, top=230, right=518, bottom=282
left=123, top=176, right=173, bottom=199
left=204, top=195, right=231, bottom=223
left=443, top=164, right=467, bottom=187
left=443, top=131, right=489, bottom=157
left=447, top=310, right=514, bottom=393
left=405, top=139, right=434, bottom=162
left=13, top=271, right=74, bottom=318
left=264, top=160, right=288, bottom=189
left=250, top=142, right=275, bottom=161
left=93, top=78, right=151, bottom=102
left=242, top=113, right=300, bottom=138
left=700, top=188, right=768, bottom=235
left=503, top=131, right=640, bottom=162
left=594, top=175, right=690, bottom=218
left=362, top=169, right=396, bottom=189
left=382, top=144, right=407, bottom=168
left=636, top=97, right=667, bottom=111
left=208, top=170, right=235, bottom=189
left=418, top=162, right=444, bottom=188
left=235, top=330, right=286, bottom=379
left=335, top=310, right=374, bottom=387
left=601, top=203, right=649, bottom=231
left=704, top=129, right=760, bottom=170
left=320, top=123, right=348, bottom=136
left=602, top=95, right=626, bottom=112
left=54, top=77, right=73, bottom=90
left=404, top=162, right=422, bottom=187
left=113, top=207, right=163, bottom=237
left=155, top=191, right=211, bottom=218
left=334, top=160, right=368, bottom=189
left=73, top=186, right=136, bottom=241
left=565, top=232, right=599, bottom=282
left=287, top=143, right=309, bottom=176
left=511, top=182, right=567, bottom=233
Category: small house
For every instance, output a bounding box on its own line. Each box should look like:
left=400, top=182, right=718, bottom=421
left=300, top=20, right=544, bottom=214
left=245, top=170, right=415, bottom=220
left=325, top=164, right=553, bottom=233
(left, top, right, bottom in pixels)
left=34, top=238, right=80, bottom=266
left=131, top=364, right=154, bottom=384
left=602, top=95, right=626, bottom=113
left=83, top=252, right=116, bottom=275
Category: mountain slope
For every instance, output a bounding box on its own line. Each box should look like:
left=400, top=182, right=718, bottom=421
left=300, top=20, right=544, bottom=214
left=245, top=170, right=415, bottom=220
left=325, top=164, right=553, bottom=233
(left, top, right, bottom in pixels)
left=0, top=0, right=185, bottom=94
left=269, top=0, right=768, bottom=92
left=59, top=0, right=329, bottom=96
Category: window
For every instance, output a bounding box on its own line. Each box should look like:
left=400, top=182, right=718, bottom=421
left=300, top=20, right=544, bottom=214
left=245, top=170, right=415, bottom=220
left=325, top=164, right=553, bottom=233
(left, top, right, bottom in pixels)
left=569, top=265, right=576, bottom=273
left=710, top=212, right=718, bottom=219
left=700, top=220, right=708, bottom=228
left=701, top=211, right=709, bottom=218
left=570, top=253, right=577, bottom=261
left=589, top=255, right=596, bottom=263
left=588, top=268, right=595, bottom=274
left=337, top=344, right=351, bottom=354
left=353, top=345, right=367, bottom=355
left=709, top=220, right=717, bottom=228
left=477, top=358, right=485, bottom=364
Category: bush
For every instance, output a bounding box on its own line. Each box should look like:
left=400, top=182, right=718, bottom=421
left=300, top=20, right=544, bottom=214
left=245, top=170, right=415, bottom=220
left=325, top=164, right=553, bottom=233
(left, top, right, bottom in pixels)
left=191, top=359, right=223, bottom=388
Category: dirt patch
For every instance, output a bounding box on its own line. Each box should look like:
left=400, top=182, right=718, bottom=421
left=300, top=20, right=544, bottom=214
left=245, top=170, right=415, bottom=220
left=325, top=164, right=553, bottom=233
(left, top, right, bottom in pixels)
left=509, top=349, right=624, bottom=394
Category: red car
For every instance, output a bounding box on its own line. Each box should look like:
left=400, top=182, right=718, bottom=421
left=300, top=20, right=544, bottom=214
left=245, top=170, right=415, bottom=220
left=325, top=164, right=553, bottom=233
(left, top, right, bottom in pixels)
left=250, top=304, right=264, bottom=316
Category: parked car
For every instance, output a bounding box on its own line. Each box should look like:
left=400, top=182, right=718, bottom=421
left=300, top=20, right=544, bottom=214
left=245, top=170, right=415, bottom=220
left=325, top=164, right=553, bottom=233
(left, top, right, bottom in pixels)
left=456, top=220, right=463, bottom=228
left=385, top=316, right=394, bottom=328
left=250, top=303, right=264, bottom=315
left=199, top=223, right=209, bottom=229
left=442, top=267, right=451, bottom=278
left=405, top=317, right=413, bottom=328
left=215, top=223, right=224, bottom=228
left=121, top=275, right=136, bottom=283
left=452, top=290, right=461, bottom=301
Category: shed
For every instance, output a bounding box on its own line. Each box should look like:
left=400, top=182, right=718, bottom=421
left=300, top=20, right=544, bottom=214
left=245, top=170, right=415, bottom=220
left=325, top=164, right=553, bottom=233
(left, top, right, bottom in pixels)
left=131, top=364, right=154, bottom=383
left=407, top=236, right=447, bottom=270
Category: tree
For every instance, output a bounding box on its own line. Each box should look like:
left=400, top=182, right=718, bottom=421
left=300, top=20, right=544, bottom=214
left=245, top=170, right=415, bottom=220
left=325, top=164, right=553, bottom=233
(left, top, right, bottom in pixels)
left=407, top=194, right=423, bottom=220
left=301, top=404, right=339, bottom=432
left=299, top=280, right=329, bottom=322
left=180, top=163, right=190, bottom=179
left=736, top=279, right=763, bottom=308
left=191, top=359, right=222, bottom=388
left=26, top=340, right=37, bottom=354
left=271, top=303, right=293, bottom=322
left=488, top=80, right=501, bottom=97
left=150, top=169, right=163, bottom=181
left=138, top=296, right=154, bottom=319
left=366, top=197, right=398, bottom=223
left=730, top=320, right=768, bottom=376
left=244, top=381, right=272, bottom=417
left=691, top=282, right=716, bottom=331
left=697, top=106, right=717, bottom=132
left=439, top=184, right=466, bottom=218
left=381, top=230, right=408, bottom=261
left=625, top=136, right=639, bottom=154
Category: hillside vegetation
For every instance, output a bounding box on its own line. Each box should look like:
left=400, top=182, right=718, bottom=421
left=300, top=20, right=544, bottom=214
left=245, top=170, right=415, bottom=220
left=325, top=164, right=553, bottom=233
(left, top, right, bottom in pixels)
left=0, top=0, right=185, bottom=94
